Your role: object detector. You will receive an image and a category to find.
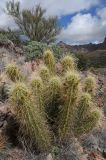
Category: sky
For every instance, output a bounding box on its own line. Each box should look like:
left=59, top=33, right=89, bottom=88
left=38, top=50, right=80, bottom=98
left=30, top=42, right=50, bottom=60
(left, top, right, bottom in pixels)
left=0, top=0, right=106, bottom=45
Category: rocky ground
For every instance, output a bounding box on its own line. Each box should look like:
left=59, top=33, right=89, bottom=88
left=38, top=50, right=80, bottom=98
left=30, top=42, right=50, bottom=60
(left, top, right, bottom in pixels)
left=0, top=47, right=106, bottom=160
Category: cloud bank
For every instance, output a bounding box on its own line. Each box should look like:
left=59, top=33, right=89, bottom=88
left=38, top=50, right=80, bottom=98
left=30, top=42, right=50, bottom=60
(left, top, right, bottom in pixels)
left=0, top=0, right=106, bottom=44
left=58, top=7, right=106, bottom=44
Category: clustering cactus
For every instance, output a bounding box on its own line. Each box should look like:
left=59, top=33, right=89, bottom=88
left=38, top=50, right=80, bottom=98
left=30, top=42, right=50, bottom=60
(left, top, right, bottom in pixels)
left=6, top=50, right=101, bottom=152
left=10, top=82, right=51, bottom=151
left=58, top=71, right=80, bottom=141
left=45, top=76, right=62, bottom=123
left=31, top=76, right=44, bottom=111
left=61, top=55, right=75, bottom=72
left=43, top=50, right=55, bottom=75
left=84, top=75, right=96, bottom=96
left=0, top=133, right=7, bottom=153
left=74, top=93, right=100, bottom=136
left=0, top=82, right=8, bottom=102
left=39, top=65, right=50, bottom=84
left=6, top=63, right=23, bottom=82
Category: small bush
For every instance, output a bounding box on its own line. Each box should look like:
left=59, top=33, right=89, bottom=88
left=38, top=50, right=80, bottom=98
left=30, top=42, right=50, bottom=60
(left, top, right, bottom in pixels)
left=76, top=53, right=90, bottom=70
left=0, top=33, right=9, bottom=45
left=24, top=41, right=62, bottom=60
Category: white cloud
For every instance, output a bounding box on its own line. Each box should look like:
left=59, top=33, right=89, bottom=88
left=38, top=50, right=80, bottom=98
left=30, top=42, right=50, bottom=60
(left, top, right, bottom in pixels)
left=19, top=0, right=100, bottom=16
left=0, top=0, right=105, bottom=44
left=0, top=0, right=100, bottom=29
left=58, top=7, right=106, bottom=44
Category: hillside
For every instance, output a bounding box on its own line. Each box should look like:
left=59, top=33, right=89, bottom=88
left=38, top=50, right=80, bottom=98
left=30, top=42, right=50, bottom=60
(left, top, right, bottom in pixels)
left=58, top=37, right=106, bottom=53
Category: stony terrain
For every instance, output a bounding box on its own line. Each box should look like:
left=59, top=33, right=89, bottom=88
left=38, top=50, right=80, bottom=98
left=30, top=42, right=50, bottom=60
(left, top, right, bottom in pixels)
left=0, top=46, right=106, bottom=160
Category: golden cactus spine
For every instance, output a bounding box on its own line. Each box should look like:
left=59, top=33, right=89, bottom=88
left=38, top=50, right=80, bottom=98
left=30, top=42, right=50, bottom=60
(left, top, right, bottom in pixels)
left=0, top=133, right=7, bottom=153
left=10, top=82, right=51, bottom=151
left=39, top=65, right=50, bottom=84
left=45, top=76, right=62, bottom=122
left=61, top=55, right=75, bottom=72
left=58, top=71, right=80, bottom=141
left=84, top=75, right=96, bottom=96
left=43, top=50, right=55, bottom=75
left=74, top=93, right=100, bottom=136
left=31, top=76, right=44, bottom=111
left=6, top=63, right=23, bottom=82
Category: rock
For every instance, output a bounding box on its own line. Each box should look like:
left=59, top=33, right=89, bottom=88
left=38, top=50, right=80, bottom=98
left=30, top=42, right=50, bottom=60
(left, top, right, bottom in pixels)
left=47, top=154, right=53, bottom=160
left=82, top=134, right=98, bottom=151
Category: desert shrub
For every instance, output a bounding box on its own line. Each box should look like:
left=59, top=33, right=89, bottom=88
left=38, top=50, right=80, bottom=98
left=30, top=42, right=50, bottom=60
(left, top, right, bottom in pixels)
left=24, top=41, right=48, bottom=60
left=76, top=53, right=90, bottom=70
left=0, top=33, right=9, bottom=46
left=0, top=29, right=21, bottom=46
left=6, top=51, right=101, bottom=152
left=49, top=44, right=62, bottom=59
left=24, top=41, right=62, bottom=60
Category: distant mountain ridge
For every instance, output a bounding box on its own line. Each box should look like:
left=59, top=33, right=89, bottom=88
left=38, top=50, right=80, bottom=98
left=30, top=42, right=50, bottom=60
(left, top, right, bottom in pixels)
left=58, top=37, right=106, bottom=53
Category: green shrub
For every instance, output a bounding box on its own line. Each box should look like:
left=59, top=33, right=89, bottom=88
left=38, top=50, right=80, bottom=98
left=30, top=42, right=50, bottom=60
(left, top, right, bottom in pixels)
left=76, top=53, right=90, bottom=70
left=24, top=41, right=62, bottom=60
left=0, top=33, right=9, bottom=45
left=24, top=41, right=48, bottom=60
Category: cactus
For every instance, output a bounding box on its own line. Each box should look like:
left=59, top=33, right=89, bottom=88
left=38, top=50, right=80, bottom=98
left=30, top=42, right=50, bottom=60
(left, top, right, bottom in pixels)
left=0, top=133, right=7, bottom=153
left=74, top=111, right=100, bottom=136
left=45, top=76, right=62, bottom=122
left=10, top=82, right=51, bottom=151
left=43, top=50, right=55, bottom=75
left=75, top=93, right=92, bottom=120
left=74, top=93, right=100, bottom=136
left=84, top=75, right=96, bottom=96
left=39, top=65, right=50, bottom=84
left=6, top=63, right=23, bottom=82
left=31, top=76, right=44, bottom=111
left=0, top=82, right=8, bottom=102
left=58, top=71, right=80, bottom=141
left=0, top=73, right=8, bottom=102
left=61, top=55, right=75, bottom=72
left=6, top=51, right=101, bottom=151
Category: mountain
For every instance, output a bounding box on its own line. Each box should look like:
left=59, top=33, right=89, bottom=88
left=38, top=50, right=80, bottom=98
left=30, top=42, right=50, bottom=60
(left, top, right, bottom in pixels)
left=58, top=37, right=106, bottom=53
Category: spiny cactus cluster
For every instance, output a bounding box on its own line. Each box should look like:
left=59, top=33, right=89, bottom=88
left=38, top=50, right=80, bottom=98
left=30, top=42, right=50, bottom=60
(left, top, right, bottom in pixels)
left=0, top=74, right=8, bottom=102
left=6, top=63, right=23, bottom=82
left=43, top=50, right=55, bottom=75
left=84, top=75, right=96, bottom=96
left=6, top=50, right=101, bottom=152
left=0, top=133, right=7, bottom=153
left=61, top=55, right=75, bottom=71
left=10, top=82, right=51, bottom=151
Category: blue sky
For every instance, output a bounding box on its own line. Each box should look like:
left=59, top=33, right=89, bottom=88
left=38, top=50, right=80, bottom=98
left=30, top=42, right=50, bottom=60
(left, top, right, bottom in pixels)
left=59, top=0, right=106, bottom=27
left=0, top=0, right=106, bottom=44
